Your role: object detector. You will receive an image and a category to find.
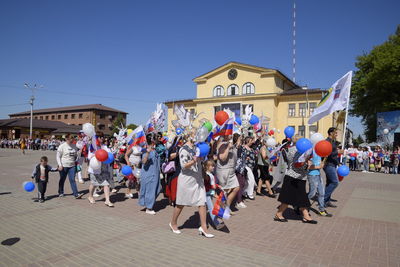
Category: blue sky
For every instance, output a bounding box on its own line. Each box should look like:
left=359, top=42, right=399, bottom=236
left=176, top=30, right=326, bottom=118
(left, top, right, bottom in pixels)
left=0, top=0, right=399, bottom=138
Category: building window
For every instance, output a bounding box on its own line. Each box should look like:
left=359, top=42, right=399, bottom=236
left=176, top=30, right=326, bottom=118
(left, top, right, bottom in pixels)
left=288, top=104, right=296, bottom=117
left=98, top=124, right=105, bottom=130
left=309, top=102, right=317, bottom=115
left=58, top=115, right=61, bottom=119
left=34, top=116, right=38, bottom=119
left=309, top=125, right=318, bottom=137
left=214, top=106, right=221, bottom=115
left=78, top=124, right=82, bottom=126
left=242, top=82, right=255, bottom=94
left=213, top=85, right=224, bottom=97
left=298, top=125, right=305, bottom=137
left=64, top=114, right=68, bottom=119
left=99, top=114, right=105, bottom=119
left=79, top=113, right=83, bottom=119
left=222, top=103, right=241, bottom=118
left=299, top=103, right=307, bottom=117
left=71, top=114, right=75, bottom=119
left=40, top=116, right=43, bottom=120
left=51, top=115, right=55, bottom=120
left=45, top=116, right=49, bottom=120
left=227, top=84, right=239, bottom=96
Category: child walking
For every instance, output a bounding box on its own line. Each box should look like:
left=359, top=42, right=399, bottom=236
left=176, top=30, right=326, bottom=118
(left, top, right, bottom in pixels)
left=31, top=156, right=57, bottom=203
left=203, top=160, right=224, bottom=229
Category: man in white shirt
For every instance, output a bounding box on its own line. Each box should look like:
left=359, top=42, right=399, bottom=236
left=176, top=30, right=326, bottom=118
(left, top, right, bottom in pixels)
left=56, top=134, right=83, bottom=198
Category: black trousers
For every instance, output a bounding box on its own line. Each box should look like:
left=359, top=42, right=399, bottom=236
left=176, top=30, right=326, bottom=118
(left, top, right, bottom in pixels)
left=37, top=180, right=47, bottom=200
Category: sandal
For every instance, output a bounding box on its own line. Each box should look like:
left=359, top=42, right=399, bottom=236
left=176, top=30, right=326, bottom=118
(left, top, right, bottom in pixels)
left=104, top=202, right=114, bottom=208
left=302, top=218, right=317, bottom=224
left=88, top=197, right=95, bottom=204
left=273, top=215, right=288, bottom=222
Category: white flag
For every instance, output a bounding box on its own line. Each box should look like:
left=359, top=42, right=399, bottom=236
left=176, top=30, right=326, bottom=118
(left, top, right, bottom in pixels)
left=308, top=71, right=353, bottom=125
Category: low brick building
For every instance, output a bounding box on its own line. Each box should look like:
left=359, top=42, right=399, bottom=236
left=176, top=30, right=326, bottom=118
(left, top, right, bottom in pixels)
left=9, top=104, right=128, bottom=135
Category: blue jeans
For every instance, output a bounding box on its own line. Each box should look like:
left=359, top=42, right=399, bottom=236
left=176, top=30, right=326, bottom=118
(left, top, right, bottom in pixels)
left=323, top=165, right=339, bottom=204
left=307, top=174, right=325, bottom=211
left=205, top=194, right=220, bottom=227
left=59, top=166, right=78, bottom=197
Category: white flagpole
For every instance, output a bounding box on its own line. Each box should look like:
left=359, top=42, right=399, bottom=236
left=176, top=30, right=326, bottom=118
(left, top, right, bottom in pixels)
left=341, top=75, right=352, bottom=148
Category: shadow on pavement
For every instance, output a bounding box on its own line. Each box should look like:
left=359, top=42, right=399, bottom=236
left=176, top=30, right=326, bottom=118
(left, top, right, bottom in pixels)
left=1, top=237, right=20, bottom=246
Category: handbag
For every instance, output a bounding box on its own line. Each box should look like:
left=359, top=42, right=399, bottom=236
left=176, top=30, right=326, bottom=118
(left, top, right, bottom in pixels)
left=162, top=161, right=176, bottom=174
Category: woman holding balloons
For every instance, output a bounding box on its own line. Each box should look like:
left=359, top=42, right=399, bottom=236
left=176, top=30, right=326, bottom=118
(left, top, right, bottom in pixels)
left=170, top=131, right=213, bottom=237
left=87, top=132, right=114, bottom=207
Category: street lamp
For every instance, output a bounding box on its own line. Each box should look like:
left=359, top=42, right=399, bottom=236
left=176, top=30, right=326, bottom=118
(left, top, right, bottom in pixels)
left=24, top=83, right=43, bottom=139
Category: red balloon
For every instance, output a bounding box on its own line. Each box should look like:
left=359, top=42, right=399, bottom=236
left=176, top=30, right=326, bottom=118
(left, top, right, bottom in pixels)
left=270, top=130, right=274, bottom=135
left=215, top=111, right=229, bottom=126
left=314, top=140, right=332, bottom=157
left=95, top=149, right=108, bottom=162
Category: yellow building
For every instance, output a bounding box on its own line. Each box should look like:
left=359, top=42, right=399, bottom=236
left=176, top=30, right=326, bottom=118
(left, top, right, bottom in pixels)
left=165, top=62, right=339, bottom=141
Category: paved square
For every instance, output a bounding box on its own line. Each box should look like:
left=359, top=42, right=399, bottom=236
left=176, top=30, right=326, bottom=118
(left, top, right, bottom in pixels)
left=0, top=149, right=399, bottom=266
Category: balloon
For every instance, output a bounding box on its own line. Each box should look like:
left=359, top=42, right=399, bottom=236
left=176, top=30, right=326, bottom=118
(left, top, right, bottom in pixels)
left=203, top=121, right=213, bottom=132
left=215, top=111, right=229, bottom=126
left=82, top=123, right=96, bottom=137
left=249, top=115, right=259, bottom=125
left=270, top=130, right=274, bottom=135
left=350, top=157, right=355, bottom=161
left=235, top=117, right=242, bottom=126
left=89, top=157, right=101, bottom=170
left=369, top=164, right=374, bottom=169
left=266, top=137, right=276, bottom=147
left=284, top=126, right=295, bottom=138
left=296, top=138, right=313, bottom=154
left=314, top=140, right=332, bottom=157
left=122, top=165, right=132, bottom=176
left=272, top=128, right=276, bottom=131
left=270, top=156, right=277, bottom=161
left=127, top=129, right=133, bottom=135
left=176, top=128, right=184, bottom=135
left=133, top=168, right=141, bottom=179
left=383, top=128, right=389, bottom=134
left=104, top=152, right=114, bottom=164
left=338, top=175, right=344, bottom=182
left=310, top=133, right=324, bottom=145
left=95, top=149, right=108, bottom=162
left=277, top=129, right=281, bottom=133
left=23, top=181, right=35, bottom=192
left=196, top=142, right=210, bottom=158
left=337, top=165, right=350, bottom=177
left=196, top=126, right=209, bottom=143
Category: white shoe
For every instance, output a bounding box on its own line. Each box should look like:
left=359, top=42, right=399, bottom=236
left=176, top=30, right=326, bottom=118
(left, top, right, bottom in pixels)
left=93, top=193, right=100, bottom=198
left=237, top=202, right=247, bottom=209
left=169, top=223, right=181, bottom=234
left=111, top=188, right=117, bottom=193
left=125, top=193, right=133, bottom=199
left=146, top=209, right=156, bottom=215
left=198, top=227, right=214, bottom=238
left=78, top=179, right=85, bottom=184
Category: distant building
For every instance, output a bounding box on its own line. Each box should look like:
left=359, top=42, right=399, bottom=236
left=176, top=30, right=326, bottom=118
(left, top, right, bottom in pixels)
left=0, top=118, right=81, bottom=139
left=165, top=62, right=340, bottom=141
left=9, top=104, right=128, bottom=136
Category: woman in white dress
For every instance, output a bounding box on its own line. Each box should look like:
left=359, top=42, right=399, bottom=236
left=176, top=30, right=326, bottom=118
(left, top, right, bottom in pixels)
left=169, top=132, right=214, bottom=238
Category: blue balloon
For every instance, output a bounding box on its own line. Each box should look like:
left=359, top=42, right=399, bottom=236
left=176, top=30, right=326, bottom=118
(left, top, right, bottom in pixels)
left=23, top=181, right=35, bottom=192
left=249, top=115, right=259, bottom=125
left=337, top=165, right=350, bottom=177
left=296, top=138, right=313, bottom=154
left=176, top=128, right=183, bottom=135
left=196, top=142, right=210, bottom=158
left=122, top=165, right=132, bottom=176
left=235, top=117, right=242, bottom=126
left=284, top=126, right=295, bottom=138
left=270, top=156, right=277, bottom=161
left=104, top=152, right=114, bottom=164
left=350, top=157, right=355, bottom=161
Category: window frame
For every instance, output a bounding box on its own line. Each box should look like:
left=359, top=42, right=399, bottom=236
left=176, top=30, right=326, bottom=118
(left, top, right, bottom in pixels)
left=213, top=85, right=225, bottom=97
left=242, top=82, right=255, bottom=95
left=288, top=104, right=296, bottom=117
left=227, top=84, right=239, bottom=96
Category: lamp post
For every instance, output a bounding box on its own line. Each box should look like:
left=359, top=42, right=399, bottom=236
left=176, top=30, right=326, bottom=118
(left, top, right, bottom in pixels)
left=24, top=83, right=42, bottom=139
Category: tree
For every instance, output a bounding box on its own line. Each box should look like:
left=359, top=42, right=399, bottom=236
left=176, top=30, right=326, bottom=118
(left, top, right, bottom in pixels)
left=111, top=113, right=126, bottom=135
left=352, top=135, right=364, bottom=147
left=350, top=25, right=400, bottom=142
left=126, top=124, right=138, bottom=130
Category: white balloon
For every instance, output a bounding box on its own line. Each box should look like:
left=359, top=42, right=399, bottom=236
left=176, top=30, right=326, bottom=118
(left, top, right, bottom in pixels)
left=272, top=128, right=276, bottom=131
left=383, top=128, right=389, bottom=134
left=89, top=157, right=101, bottom=170
left=266, top=137, right=276, bottom=147
left=133, top=168, right=141, bottom=179
left=82, top=123, right=96, bottom=137
left=277, top=129, right=281, bottom=133
left=310, top=133, right=324, bottom=145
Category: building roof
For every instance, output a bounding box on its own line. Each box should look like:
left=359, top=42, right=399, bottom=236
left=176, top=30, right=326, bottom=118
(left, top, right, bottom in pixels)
left=9, top=104, right=128, bottom=117
left=280, top=88, right=326, bottom=96
left=193, top=61, right=298, bottom=88
left=0, top=118, right=81, bottom=133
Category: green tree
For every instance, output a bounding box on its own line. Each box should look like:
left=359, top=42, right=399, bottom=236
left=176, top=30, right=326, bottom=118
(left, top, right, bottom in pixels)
left=350, top=25, right=400, bottom=142
left=111, top=113, right=126, bottom=135
left=352, top=134, right=364, bottom=147
left=126, top=124, right=138, bottom=130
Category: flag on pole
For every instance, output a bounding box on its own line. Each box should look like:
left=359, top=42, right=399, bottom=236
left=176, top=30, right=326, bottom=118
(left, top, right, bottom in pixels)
left=308, top=71, right=353, bottom=125
left=214, top=117, right=234, bottom=137
left=294, top=148, right=313, bottom=168
left=128, top=126, right=146, bottom=148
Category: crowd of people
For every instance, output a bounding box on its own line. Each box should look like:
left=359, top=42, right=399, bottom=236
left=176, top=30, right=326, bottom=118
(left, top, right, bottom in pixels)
left=1, top=137, right=61, bottom=151
left=343, top=145, right=400, bottom=174
left=24, top=124, right=354, bottom=238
